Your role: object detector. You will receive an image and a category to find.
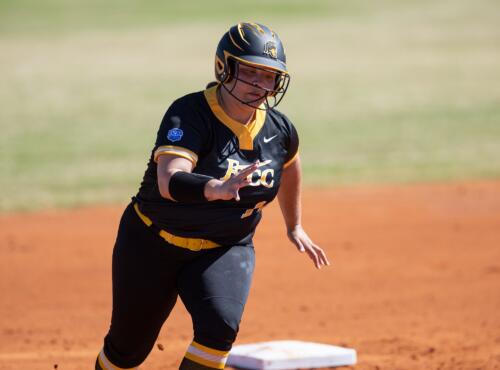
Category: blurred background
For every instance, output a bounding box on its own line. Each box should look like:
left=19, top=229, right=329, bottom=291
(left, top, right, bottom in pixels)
left=1, top=0, right=499, bottom=212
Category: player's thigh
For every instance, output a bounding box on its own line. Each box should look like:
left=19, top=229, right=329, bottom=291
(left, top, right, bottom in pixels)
left=177, top=245, right=255, bottom=349
left=105, top=203, right=181, bottom=363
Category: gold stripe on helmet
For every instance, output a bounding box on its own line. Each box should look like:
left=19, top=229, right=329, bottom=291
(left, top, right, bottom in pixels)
left=215, top=55, right=225, bottom=74
left=228, top=30, right=244, bottom=51
left=246, top=22, right=265, bottom=34
left=237, top=23, right=250, bottom=45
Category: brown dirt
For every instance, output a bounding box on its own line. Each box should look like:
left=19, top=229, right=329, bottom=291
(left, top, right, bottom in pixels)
left=1, top=181, right=500, bottom=370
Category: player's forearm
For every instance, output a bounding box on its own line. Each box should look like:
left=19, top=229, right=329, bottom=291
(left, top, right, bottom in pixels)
left=277, top=156, right=302, bottom=232
left=157, top=155, right=194, bottom=201
left=158, top=168, right=180, bottom=200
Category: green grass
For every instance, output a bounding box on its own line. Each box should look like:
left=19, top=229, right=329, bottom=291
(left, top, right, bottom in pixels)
left=1, top=0, right=500, bottom=211
left=0, top=0, right=333, bottom=35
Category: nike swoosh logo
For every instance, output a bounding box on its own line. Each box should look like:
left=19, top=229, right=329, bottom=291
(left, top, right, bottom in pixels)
left=263, top=135, right=278, bottom=143
left=258, top=159, right=272, bottom=167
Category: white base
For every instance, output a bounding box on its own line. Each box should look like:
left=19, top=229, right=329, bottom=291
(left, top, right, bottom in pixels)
left=227, top=340, right=357, bottom=369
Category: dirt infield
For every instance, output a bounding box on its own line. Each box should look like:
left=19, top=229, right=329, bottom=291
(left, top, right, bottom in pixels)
left=1, top=181, right=500, bottom=370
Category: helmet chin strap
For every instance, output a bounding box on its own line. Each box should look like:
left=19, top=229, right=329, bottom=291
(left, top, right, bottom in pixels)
left=220, top=81, right=270, bottom=111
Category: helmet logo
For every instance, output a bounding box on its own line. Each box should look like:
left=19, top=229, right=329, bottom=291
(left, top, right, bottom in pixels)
left=263, top=41, right=277, bottom=59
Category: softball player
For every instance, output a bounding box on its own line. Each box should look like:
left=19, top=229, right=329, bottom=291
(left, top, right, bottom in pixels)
left=95, top=22, right=329, bottom=370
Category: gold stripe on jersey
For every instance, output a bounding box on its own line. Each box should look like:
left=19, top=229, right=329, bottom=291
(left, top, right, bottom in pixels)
left=98, top=349, right=137, bottom=370
left=154, top=145, right=198, bottom=165
left=283, top=151, right=299, bottom=169
left=204, top=86, right=266, bottom=150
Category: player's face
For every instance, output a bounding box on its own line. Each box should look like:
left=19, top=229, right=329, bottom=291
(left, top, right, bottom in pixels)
left=231, top=63, right=277, bottom=105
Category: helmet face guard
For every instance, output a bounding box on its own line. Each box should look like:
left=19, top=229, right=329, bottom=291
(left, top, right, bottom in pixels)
left=214, top=22, right=290, bottom=109
left=220, top=59, right=291, bottom=110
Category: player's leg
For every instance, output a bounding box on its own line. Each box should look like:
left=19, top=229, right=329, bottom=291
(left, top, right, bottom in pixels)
left=177, top=245, right=255, bottom=370
left=95, top=203, right=183, bottom=369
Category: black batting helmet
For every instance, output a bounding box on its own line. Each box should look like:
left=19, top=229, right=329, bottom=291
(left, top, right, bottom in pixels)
left=214, top=22, right=290, bottom=108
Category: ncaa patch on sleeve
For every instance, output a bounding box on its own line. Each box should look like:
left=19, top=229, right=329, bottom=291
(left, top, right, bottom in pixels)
left=167, top=128, right=183, bottom=142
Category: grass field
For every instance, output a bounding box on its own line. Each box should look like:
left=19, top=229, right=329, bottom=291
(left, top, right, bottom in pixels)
left=1, top=0, right=499, bottom=211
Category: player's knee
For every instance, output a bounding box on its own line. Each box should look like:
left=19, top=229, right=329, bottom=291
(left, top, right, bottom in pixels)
left=194, top=316, right=239, bottom=350
left=96, top=334, right=152, bottom=369
left=193, top=299, right=244, bottom=351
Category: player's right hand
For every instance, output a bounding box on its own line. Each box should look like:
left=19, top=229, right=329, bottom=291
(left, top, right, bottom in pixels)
left=204, top=161, right=260, bottom=201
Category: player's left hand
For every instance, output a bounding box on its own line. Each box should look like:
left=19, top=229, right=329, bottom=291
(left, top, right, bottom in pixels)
left=204, top=161, right=260, bottom=201
left=287, top=225, right=330, bottom=269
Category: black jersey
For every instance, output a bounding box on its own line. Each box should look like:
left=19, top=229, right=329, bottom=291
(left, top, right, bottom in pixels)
left=136, top=85, right=299, bottom=246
